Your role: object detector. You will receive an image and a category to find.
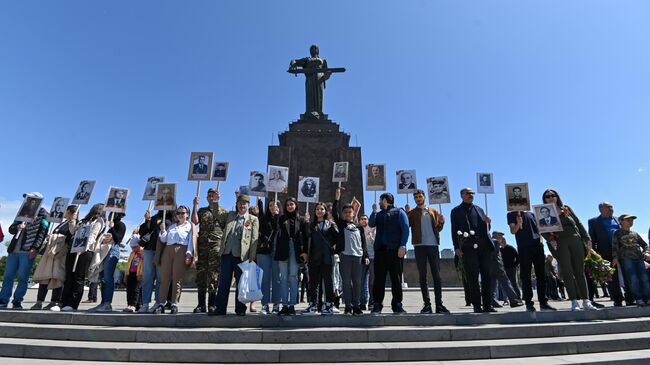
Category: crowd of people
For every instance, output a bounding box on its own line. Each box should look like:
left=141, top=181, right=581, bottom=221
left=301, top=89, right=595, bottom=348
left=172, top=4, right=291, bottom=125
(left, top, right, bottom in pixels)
left=0, top=186, right=649, bottom=316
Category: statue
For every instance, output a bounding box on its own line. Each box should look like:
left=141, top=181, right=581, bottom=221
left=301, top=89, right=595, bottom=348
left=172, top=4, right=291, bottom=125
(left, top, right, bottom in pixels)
left=289, top=44, right=345, bottom=120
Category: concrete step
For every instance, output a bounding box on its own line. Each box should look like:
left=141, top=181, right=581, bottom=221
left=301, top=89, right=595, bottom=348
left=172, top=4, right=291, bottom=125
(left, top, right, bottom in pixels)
left=0, top=331, right=649, bottom=363
left=1, top=306, right=648, bottom=328
left=0, top=317, right=649, bottom=343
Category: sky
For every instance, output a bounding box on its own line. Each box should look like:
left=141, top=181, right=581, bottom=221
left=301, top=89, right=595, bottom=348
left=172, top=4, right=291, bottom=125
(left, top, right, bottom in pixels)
left=1, top=0, right=649, bottom=256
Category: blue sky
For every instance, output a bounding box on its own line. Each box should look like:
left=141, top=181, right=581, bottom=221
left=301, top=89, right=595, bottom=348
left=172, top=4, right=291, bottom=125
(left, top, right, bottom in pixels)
left=1, top=1, right=649, bottom=255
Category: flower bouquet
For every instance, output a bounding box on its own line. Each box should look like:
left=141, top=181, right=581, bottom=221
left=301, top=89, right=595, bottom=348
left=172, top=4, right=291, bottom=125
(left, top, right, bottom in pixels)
left=454, top=230, right=476, bottom=284
left=584, top=249, right=615, bottom=285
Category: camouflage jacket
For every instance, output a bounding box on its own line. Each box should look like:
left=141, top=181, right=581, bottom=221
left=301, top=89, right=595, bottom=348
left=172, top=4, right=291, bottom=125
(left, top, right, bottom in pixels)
left=197, top=204, right=229, bottom=244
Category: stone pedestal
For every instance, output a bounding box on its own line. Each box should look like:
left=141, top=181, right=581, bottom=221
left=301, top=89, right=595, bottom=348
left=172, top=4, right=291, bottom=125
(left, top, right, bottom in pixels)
left=268, top=117, right=364, bottom=214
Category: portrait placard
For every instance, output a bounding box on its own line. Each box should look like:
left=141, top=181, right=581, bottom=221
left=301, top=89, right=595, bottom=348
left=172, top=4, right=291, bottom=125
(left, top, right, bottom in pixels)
left=238, top=185, right=250, bottom=196
left=70, top=223, right=91, bottom=254
left=476, top=173, right=494, bottom=194
left=267, top=165, right=289, bottom=193
left=154, top=183, right=177, bottom=211
left=211, top=162, right=229, bottom=181
left=332, top=161, right=349, bottom=183
left=15, top=194, right=44, bottom=223
left=366, top=163, right=386, bottom=191
left=48, top=197, right=70, bottom=223
left=297, top=176, right=319, bottom=203
left=396, top=169, right=417, bottom=194
left=72, top=180, right=96, bottom=205
left=248, top=171, right=267, bottom=197
left=351, top=197, right=361, bottom=220
left=105, top=186, right=129, bottom=214
left=143, top=176, right=164, bottom=200
left=505, top=183, right=531, bottom=212
left=187, top=152, right=213, bottom=181
left=532, top=204, right=564, bottom=233
left=427, top=176, right=451, bottom=205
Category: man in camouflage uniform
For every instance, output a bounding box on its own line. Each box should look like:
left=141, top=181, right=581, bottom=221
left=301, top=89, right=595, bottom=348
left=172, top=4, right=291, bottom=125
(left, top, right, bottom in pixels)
left=192, top=188, right=228, bottom=313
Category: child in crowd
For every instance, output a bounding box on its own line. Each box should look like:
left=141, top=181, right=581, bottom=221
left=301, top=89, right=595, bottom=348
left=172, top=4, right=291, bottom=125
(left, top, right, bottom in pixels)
left=612, top=214, right=650, bottom=306
left=123, top=240, right=144, bottom=312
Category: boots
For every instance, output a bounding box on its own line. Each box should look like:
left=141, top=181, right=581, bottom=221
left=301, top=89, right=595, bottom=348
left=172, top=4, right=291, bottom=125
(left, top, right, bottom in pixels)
left=193, top=290, right=206, bottom=313
left=208, top=292, right=217, bottom=313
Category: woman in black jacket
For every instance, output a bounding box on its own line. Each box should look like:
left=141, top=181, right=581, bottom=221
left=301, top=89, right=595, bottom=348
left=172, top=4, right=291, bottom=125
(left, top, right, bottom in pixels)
left=274, top=197, right=308, bottom=315
left=138, top=209, right=174, bottom=313
left=303, top=202, right=338, bottom=315
left=256, top=198, right=281, bottom=314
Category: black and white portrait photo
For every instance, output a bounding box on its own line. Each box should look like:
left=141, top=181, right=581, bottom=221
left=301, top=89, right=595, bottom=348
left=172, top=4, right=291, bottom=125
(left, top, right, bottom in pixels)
left=332, top=161, right=349, bottom=183
left=532, top=204, right=563, bottom=233
left=16, top=194, right=44, bottom=223
left=188, top=152, right=213, bottom=181
left=212, top=162, right=229, bottom=181
left=142, top=176, right=164, bottom=200
left=154, top=183, right=177, bottom=211
left=396, top=169, right=417, bottom=194
left=298, top=176, right=319, bottom=203
left=267, top=165, right=289, bottom=193
left=72, top=180, right=96, bottom=205
left=105, top=187, right=129, bottom=213
left=366, top=163, right=386, bottom=191
left=505, top=183, right=531, bottom=212
left=48, top=197, right=70, bottom=223
left=248, top=171, right=267, bottom=197
left=238, top=185, right=249, bottom=196
left=70, top=224, right=91, bottom=254
left=427, top=176, right=451, bottom=205
left=476, top=172, right=494, bottom=194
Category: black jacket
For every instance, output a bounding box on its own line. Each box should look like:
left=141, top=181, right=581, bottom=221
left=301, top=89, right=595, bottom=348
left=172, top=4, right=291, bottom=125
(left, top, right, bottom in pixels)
left=108, top=218, right=126, bottom=247
left=450, top=202, right=493, bottom=250
left=306, top=219, right=338, bottom=265
left=139, top=211, right=173, bottom=251
left=8, top=208, right=49, bottom=253
left=257, top=199, right=280, bottom=255
left=274, top=213, right=308, bottom=262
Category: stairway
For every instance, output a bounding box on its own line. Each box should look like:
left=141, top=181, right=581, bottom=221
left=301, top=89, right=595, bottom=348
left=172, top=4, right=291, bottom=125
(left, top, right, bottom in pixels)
left=0, top=307, right=648, bottom=363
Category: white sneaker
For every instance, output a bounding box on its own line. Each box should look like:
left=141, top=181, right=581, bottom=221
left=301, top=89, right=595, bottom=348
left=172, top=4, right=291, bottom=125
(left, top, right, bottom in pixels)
left=302, top=303, right=318, bottom=315
left=96, top=304, right=112, bottom=313
left=138, top=304, right=149, bottom=313
left=49, top=305, right=61, bottom=312
left=583, top=300, right=598, bottom=311
left=570, top=300, right=582, bottom=311
left=261, top=304, right=270, bottom=315
left=332, top=307, right=341, bottom=314
left=61, top=306, right=75, bottom=312
left=122, top=306, right=135, bottom=313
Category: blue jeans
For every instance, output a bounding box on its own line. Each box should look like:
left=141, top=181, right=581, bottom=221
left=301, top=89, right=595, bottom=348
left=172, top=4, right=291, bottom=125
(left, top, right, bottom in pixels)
left=101, top=245, right=120, bottom=304
left=362, top=259, right=374, bottom=305
left=621, top=259, right=650, bottom=302
left=215, top=254, right=246, bottom=314
left=142, top=250, right=160, bottom=305
left=257, top=253, right=278, bottom=306
left=277, top=243, right=299, bottom=305
left=0, top=252, right=34, bottom=305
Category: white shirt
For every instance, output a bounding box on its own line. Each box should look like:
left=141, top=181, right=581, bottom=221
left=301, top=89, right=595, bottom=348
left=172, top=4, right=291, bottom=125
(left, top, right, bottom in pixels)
left=159, top=221, right=194, bottom=256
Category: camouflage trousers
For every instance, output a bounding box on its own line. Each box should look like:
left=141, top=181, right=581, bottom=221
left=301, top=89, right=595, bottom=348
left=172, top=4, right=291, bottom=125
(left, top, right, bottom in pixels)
left=195, top=240, right=222, bottom=293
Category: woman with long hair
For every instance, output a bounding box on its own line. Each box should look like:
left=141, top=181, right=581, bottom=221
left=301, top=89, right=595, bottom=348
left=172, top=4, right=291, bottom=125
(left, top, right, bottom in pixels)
left=256, top=198, right=282, bottom=314
left=541, top=189, right=596, bottom=311
left=274, top=197, right=308, bottom=315
left=61, top=203, right=106, bottom=312
left=89, top=212, right=126, bottom=312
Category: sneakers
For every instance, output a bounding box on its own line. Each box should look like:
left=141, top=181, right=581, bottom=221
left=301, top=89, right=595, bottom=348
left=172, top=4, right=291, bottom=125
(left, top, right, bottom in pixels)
left=170, top=305, right=178, bottom=314
left=43, top=302, right=58, bottom=311
left=153, top=304, right=165, bottom=314
left=591, top=301, right=605, bottom=308
left=331, top=306, right=341, bottom=314
left=352, top=306, right=363, bottom=316
left=525, top=303, right=536, bottom=312
left=302, top=303, right=318, bottom=315
left=279, top=305, right=290, bottom=316
left=272, top=304, right=280, bottom=314
left=261, top=304, right=270, bottom=315
left=435, top=305, right=450, bottom=314
left=344, top=306, right=353, bottom=315
left=359, top=304, right=367, bottom=310
left=96, top=304, right=112, bottom=313
left=193, top=305, right=206, bottom=313
left=87, top=303, right=104, bottom=313
left=30, top=301, right=43, bottom=310
left=420, top=304, right=433, bottom=314
left=392, top=304, right=406, bottom=315
left=137, top=304, right=149, bottom=313
left=81, top=299, right=96, bottom=304
left=287, top=305, right=296, bottom=316
left=509, top=301, right=524, bottom=308
left=539, top=302, right=557, bottom=311
left=583, top=300, right=598, bottom=311
left=570, top=300, right=582, bottom=311
left=61, top=306, right=75, bottom=312
left=49, top=305, right=61, bottom=312
left=371, top=304, right=383, bottom=316
left=123, top=306, right=136, bottom=313
left=482, top=307, right=497, bottom=313
left=321, top=303, right=334, bottom=316
left=12, top=303, right=23, bottom=310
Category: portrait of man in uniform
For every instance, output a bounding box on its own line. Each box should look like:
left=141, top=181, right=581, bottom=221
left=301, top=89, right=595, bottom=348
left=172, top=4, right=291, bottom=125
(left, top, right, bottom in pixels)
left=298, top=176, right=319, bottom=203
left=72, top=180, right=96, bottom=205
left=143, top=176, right=164, bottom=200
left=427, top=176, right=451, bottom=205
left=212, top=162, right=229, bottom=181
left=267, top=165, right=289, bottom=193
left=505, top=183, right=530, bottom=212
left=476, top=172, right=494, bottom=194
left=155, top=183, right=177, bottom=211
left=366, top=163, right=386, bottom=191
left=248, top=171, right=267, bottom=196
left=332, top=161, right=349, bottom=183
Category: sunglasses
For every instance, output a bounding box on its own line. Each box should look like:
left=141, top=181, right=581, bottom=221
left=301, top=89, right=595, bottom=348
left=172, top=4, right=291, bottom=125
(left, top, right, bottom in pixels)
left=544, top=194, right=557, bottom=199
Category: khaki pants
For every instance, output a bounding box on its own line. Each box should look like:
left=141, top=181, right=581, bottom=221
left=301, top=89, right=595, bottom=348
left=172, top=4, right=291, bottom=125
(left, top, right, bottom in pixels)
left=159, top=244, right=188, bottom=304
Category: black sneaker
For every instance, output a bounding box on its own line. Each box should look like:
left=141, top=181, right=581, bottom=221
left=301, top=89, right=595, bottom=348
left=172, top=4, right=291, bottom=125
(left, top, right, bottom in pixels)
left=510, top=301, right=524, bottom=308
left=371, top=304, right=383, bottom=315
left=359, top=304, right=367, bottom=310
left=344, top=306, right=353, bottom=315
left=287, top=305, right=296, bottom=316
left=539, top=302, right=557, bottom=311
left=153, top=304, right=165, bottom=314
left=279, top=305, right=290, bottom=316
left=483, top=306, right=497, bottom=313
left=420, top=304, right=433, bottom=314
left=473, top=306, right=483, bottom=313
left=591, top=301, right=605, bottom=308
left=392, top=305, right=407, bottom=315
left=525, top=303, right=536, bottom=312
left=164, top=302, right=172, bottom=310
left=352, top=306, right=363, bottom=316
left=12, top=303, right=23, bottom=310
left=491, top=301, right=503, bottom=308
left=193, top=305, right=206, bottom=313
left=435, top=305, right=450, bottom=314
left=170, top=305, right=178, bottom=314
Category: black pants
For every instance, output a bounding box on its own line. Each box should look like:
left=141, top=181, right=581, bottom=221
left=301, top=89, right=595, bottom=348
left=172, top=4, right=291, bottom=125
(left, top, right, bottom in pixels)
left=462, top=243, right=492, bottom=309
left=505, top=267, right=521, bottom=298
left=518, top=244, right=547, bottom=305
left=62, top=251, right=93, bottom=309
left=215, top=254, right=246, bottom=315
left=546, top=275, right=559, bottom=299
left=414, top=245, right=443, bottom=306
left=373, top=248, right=403, bottom=308
left=126, top=274, right=140, bottom=306
left=309, top=262, right=334, bottom=304
left=591, top=255, right=628, bottom=305
left=87, top=282, right=98, bottom=301
left=490, top=256, right=520, bottom=303
left=37, top=284, right=63, bottom=303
